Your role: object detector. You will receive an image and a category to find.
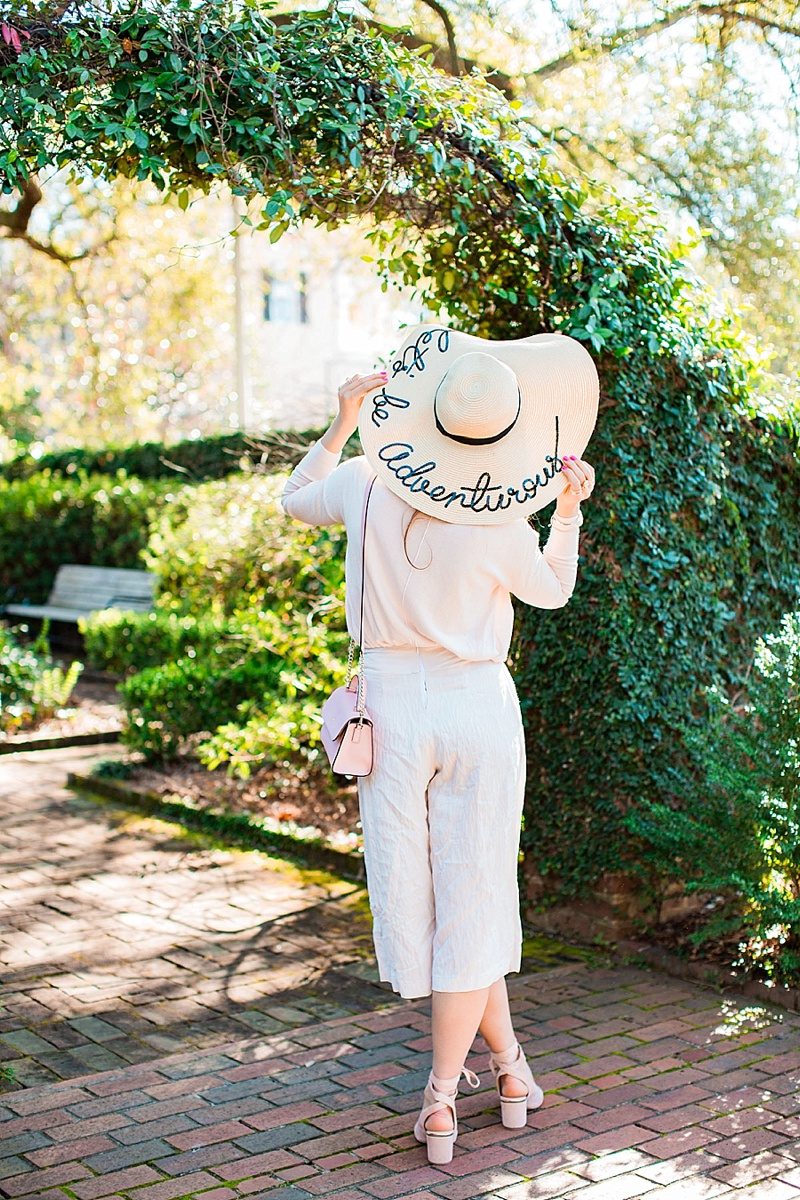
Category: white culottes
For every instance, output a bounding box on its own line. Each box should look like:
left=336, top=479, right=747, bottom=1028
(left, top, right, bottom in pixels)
left=356, top=645, right=527, bottom=999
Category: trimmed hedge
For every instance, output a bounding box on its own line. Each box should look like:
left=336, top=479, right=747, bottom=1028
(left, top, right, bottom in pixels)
left=120, top=650, right=283, bottom=759
left=0, top=426, right=354, bottom=482
left=79, top=609, right=239, bottom=676
left=0, top=471, right=186, bottom=608
left=0, top=431, right=346, bottom=610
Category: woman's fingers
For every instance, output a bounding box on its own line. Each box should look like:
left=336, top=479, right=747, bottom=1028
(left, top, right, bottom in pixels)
left=342, top=372, right=388, bottom=391
left=338, top=371, right=389, bottom=405
left=561, top=455, right=595, bottom=497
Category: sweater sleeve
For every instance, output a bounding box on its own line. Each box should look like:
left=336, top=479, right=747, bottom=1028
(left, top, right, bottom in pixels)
left=279, top=438, right=351, bottom=526
left=491, top=510, right=583, bottom=609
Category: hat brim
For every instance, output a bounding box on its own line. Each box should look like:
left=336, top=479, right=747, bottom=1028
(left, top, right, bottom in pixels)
left=357, top=323, right=600, bottom=525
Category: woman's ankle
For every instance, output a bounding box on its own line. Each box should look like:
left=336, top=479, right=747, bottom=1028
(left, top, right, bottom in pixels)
left=488, top=1037, right=519, bottom=1061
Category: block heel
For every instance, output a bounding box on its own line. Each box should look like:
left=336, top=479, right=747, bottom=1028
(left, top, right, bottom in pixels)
left=488, top=1039, right=544, bottom=1129
left=413, top=1065, right=481, bottom=1165
left=499, top=1092, right=530, bottom=1128
left=423, top=1124, right=458, bottom=1164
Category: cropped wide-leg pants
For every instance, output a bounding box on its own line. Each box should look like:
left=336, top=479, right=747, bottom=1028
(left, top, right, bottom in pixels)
left=356, top=645, right=527, bottom=1000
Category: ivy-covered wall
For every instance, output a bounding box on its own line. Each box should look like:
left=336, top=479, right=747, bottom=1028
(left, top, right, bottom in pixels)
left=2, top=2, right=798, bottom=902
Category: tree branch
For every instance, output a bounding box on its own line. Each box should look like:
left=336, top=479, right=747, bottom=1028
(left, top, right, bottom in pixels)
left=0, top=175, right=117, bottom=263
left=269, top=11, right=513, bottom=95
left=529, top=2, right=800, bottom=79
left=417, top=0, right=461, bottom=75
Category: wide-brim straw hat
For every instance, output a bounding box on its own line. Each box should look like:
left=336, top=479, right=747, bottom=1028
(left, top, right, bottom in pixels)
left=357, top=323, right=600, bottom=525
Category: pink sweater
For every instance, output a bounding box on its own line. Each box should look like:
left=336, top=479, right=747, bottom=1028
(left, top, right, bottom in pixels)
left=280, top=438, right=583, bottom=663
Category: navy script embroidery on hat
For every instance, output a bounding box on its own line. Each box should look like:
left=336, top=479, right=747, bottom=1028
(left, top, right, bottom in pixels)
left=378, top=416, right=563, bottom=515
left=371, top=389, right=409, bottom=427
left=392, top=327, right=450, bottom=380
left=370, top=327, right=452, bottom=428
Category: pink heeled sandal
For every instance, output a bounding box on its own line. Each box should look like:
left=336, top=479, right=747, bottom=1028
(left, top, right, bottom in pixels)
left=413, top=1064, right=481, bottom=1164
left=488, top=1039, right=544, bottom=1128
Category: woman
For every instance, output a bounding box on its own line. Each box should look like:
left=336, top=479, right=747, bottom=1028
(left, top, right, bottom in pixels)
left=280, top=324, right=598, bottom=1164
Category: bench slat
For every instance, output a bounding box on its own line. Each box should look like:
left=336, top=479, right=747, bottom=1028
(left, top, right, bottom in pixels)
left=5, top=605, right=96, bottom=622
left=3, top=564, right=156, bottom=624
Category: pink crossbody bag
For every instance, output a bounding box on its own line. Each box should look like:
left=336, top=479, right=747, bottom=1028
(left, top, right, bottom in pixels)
left=319, top=473, right=378, bottom=777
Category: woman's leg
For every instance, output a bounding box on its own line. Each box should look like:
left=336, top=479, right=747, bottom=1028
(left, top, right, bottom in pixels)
left=422, top=661, right=529, bottom=1132
left=478, top=976, right=528, bottom=1098
left=478, top=975, right=517, bottom=1053
left=431, top=985, right=492, bottom=1077
left=425, top=976, right=527, bottom=1132
left=430, top=976, right=518, bottom=1074
left=425, top=983, right=491, bottom=1132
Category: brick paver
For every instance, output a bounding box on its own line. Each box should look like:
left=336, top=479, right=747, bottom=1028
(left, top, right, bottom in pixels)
left=0, top=963, right=798, bottom=1197
left=3, top=748, right=800, bottom=1198
left=0, top=746, right=384, bottom=1092
left=0, top=747, right=588, bottom=1098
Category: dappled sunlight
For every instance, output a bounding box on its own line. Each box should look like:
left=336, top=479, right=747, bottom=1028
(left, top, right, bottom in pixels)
left=707, top=1000, right=785, bottom=1040
left=0, top=749, right=373, bottom=1037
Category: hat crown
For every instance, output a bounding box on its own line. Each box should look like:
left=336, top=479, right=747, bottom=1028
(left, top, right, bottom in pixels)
left=435, top=352, right=521, bottom=443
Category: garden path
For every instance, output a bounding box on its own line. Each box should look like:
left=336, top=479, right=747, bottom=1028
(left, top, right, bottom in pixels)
left=2, top=748, right=800, bottom=1198
left=0, top=745, right=382, bottom=1094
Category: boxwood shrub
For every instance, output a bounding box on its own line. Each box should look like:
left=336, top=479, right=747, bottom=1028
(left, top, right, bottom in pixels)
left=0, top=425, right=348, bottom=482
left=80, top=608, right=239, bottom=676
left=120, top=649, right=283, bottom=759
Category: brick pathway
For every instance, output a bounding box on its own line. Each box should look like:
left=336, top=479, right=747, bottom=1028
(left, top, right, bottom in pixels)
left=3, top=747, right=800, bottom=1198
left=0, top=747, right=586, bottom=1096
left=0, top=746, right=384, bottom=1092
left=2, top=963, right=800, bottom=1198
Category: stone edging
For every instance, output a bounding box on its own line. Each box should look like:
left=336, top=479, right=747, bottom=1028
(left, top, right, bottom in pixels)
left=67, top=769, right=366, bottom=882
left=612, top=937, right=800, bottom=1015
left=0, top=729, right=122, bottom=755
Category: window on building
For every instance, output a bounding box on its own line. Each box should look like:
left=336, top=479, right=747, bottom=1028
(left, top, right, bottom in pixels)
left=263, top=272, right=309, bottom=323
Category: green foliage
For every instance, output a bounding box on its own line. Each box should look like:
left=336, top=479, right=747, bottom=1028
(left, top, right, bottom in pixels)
left=92, top=757, right=135, bottom=780
left=1, top=427, right=333, bottom=482
left=196, top=604, right=353, bottom=777
left=2, top=2, right=799, bottom=940
left=625, top=611, right=800, bottom=986
left=79, top=608, right=236, bottom=675
left=0, top=621, right=82, bottom=730
left=143, top=472, right=346, bottom=617
left=112, top=471, right=350, bottom=764
left=0, top=470, right=182, bottom=606
left=120, top=648, right=282, bottom=759
left=0, top=384, right=40, bottom=463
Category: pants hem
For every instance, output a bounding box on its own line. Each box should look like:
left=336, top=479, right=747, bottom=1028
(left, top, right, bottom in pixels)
left=382, top=954, right=521, bottom=1000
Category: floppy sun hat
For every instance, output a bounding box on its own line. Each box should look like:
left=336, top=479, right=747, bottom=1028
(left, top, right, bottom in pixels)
left=357, top=323, right=600, bottom=526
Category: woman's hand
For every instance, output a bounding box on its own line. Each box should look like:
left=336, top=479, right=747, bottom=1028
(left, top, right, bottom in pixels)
left=322, top=369, right=389, bottom=453
left=337, top=370, right=388, bottom=426
left=556, top=453, right=595, bottom=518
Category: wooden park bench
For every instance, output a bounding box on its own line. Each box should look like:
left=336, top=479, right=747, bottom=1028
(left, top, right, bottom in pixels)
left=4, top=564, right=156, bottom=625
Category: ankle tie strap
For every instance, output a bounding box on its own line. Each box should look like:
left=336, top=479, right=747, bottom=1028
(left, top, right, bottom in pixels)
left=430, top=1065, right=481, bottom=1093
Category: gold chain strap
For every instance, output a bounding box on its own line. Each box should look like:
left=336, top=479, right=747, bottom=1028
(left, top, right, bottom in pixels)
left=344, top=475, right=376, bottom=725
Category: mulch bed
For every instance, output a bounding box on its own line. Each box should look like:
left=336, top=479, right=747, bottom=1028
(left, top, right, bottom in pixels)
left=0, top=672, right=123, bottom=747
left=646, top=908, right=744, bottom=968
left=640, top=901, right=792, bottom=993
left=120, top=754, right=363, bottom=852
